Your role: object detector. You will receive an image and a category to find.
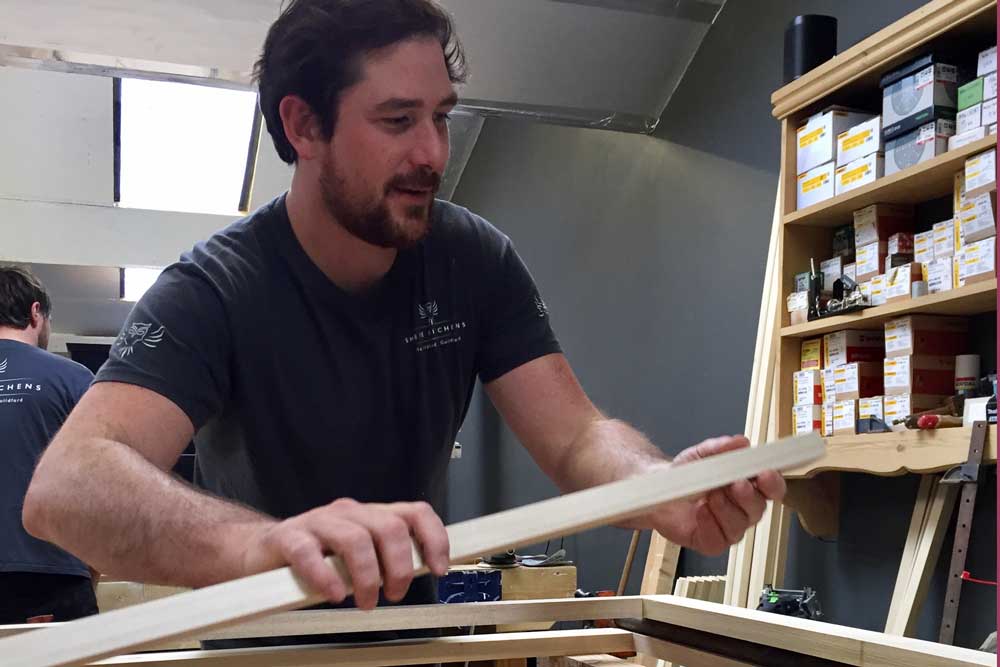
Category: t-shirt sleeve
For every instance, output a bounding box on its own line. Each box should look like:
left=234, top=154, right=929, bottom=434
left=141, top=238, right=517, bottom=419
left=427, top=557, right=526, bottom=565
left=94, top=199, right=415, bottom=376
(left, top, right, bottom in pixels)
left=94, top=264, right=231, bottom=429
left=477, top=237, right=562, bottom=383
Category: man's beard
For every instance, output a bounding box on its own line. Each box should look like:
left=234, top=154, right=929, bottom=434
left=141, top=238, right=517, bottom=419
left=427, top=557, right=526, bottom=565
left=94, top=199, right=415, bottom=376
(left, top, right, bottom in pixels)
left=319, top=154, right=440, bottom=250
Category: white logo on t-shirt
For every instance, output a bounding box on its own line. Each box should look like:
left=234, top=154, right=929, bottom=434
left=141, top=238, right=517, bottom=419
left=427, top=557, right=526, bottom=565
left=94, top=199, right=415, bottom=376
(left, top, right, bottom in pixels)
left=0, top=358, right=6, bottom=373
left=404, top=300, right=466, bottom=353
left=116, top=322, right=166, bottom=357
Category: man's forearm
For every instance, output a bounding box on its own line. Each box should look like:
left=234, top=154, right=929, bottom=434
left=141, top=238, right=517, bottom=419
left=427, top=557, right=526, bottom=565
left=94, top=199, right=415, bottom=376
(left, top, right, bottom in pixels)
left=555, top=417, right=669, bottom=490
left=23, top=436, right=275, bottom=588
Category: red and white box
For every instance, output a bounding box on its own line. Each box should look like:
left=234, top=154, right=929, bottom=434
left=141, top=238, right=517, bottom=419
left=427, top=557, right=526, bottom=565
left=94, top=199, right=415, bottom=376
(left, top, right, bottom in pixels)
left=794, top=369, right=823, bottom=406
left=824, top=330, right=885, bottom=367
left=833, top=361, right=884, bottom=401
left=794, top=404, right=823, bottom=436
left=884, top=355, right=957, bottom=396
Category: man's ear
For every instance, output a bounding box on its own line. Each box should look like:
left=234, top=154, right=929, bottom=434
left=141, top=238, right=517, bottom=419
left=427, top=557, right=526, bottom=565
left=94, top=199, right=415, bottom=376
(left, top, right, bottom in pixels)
left=29, top=302, right=43, bottom=328
left=279, top=95, right=326, bottom=162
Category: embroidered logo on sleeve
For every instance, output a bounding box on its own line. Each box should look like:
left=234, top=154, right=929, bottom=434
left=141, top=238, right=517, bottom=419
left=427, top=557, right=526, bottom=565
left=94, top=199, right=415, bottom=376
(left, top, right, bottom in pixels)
left=533, top=294, right=549, bottom=318
left=116, top=322, right=166, bottom=357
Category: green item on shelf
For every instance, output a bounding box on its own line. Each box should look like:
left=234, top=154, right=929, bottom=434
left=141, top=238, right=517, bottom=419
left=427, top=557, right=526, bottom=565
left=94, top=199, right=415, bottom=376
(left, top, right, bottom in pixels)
left=958, top=77, right=985, bottom=111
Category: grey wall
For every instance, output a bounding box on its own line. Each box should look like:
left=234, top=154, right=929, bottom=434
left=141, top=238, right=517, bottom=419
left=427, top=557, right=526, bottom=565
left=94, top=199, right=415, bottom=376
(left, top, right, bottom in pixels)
left=446, top=0, right=996, bottom=650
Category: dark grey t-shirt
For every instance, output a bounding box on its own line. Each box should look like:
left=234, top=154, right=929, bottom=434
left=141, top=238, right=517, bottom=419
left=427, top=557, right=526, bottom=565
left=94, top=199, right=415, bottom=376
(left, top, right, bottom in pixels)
left=0, top=339, right=93, bottom=576
left=96, top=195, right=559, bottom=573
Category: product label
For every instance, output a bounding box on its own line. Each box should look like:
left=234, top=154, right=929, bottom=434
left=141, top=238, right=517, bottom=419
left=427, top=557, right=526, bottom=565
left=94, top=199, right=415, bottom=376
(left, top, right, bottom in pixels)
left=841, top=129, right=872, bottom=151
left=984, top=99, right=998, bottom=127
left=859, top=397, right=884, bottom=420
left=918, top=122, right=938, bottom=144
left=966, top=149, right=997, bottom=192
left=886, top=265, right=914, bottom=299
left=794, top=405, right=821, bottom=435
left=802, top=172, right=830, bottom=193
left=884, top=395, right=910, bottom=424
left=960, top=193, right=996, bottom=241
left=933, top=219, right=956, bottom=257
left=833, top=364, right=858, bottom=394
left=915, top=66, right=934, bottom=89
left=884, top=357, right=909, bottom=389
left=986, top=72, right=997, bottom=100
left=833, top=400, right=857, bottom=432
left=856, top=242, right=882, bottom=275
left=823, top=367, right=837, bottom=403
left=801, top=339, right=822, bottom=371
left=884, top=319, right=912, bottom=355
left=959, top=238, right=996, bottom=280
left=870, top=274, right=887, bottom=305
left=979, top=46, right=997, bottom=77
left=799, top=127, right=824, bottom=148
left=927, top=258, right=954, bottom=293
left=787, top=290, right=808, bottom=312
left=840, top=163, right=871, bottom=186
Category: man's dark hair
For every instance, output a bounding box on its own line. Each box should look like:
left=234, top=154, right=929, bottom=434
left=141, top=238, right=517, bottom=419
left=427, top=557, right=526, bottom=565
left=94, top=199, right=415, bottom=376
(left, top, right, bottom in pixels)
left=0, top=265, right=51, bottom=329
left=253, top=0, right=468, bottom=164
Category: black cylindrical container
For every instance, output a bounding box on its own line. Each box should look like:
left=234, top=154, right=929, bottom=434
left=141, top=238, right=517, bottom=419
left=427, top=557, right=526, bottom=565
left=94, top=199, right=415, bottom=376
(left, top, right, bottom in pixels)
left=784, top=15, right=838, bottom=84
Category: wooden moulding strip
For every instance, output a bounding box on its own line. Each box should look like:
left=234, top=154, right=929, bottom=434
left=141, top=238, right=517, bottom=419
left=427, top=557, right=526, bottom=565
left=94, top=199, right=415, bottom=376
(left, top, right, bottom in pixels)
left=770, top=0, right=995, bottom=119
left=92, top=629, right=636, bottom=666
left=641, top=595, right=994, bottom=667
left=0, top=597, right=644, bottom=643
left=0, top=433, right=824, bottom=667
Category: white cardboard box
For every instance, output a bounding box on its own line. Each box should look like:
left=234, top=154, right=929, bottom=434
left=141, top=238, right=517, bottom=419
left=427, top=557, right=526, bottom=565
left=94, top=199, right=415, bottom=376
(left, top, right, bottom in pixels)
left=796, top=161, right=836, bottom=209
left=833, top=399, right=858, bottom=436
left=949, top=125, right=987, bottom=151
left=822, top=401, right=835, bottom=437
left=957, top=104, right=982, bottom=134
left=978, top=45, right=997, bottom=77
left=797, top=109, right=873, bottom=174
left=794, top=369, right=823, bottom=406
left=844, top=262, right=857, bottom=282
left=885, top=263, right=923, bottom=302
left=822, top=367, right=838, bottom=404
left=884, top=119, right=955, bottom=176
left=836, top=153, right=883, bottom=196
left=824, top=330, right=885, bottom=367
left=856, top=241, right=887, bottom=282
left=837, top=116, right=882, bottom=167
left=820, top=257, right=843, bottom=291
left=884, top=394, right=943, bottom=425
left=986, top=71, right=998, bottom=100
left=914, top=230, right=935, bottom=265
left=859, top=396, right=884, bottom=421
left=794, top=405, right=822, bottom=436
left=870, top=274, right=888, bottom=305
left=932, top=219, right=956, bottom=258
left=959, top=192, right=996, bottom=244
left=958, top=237, right=996, bottom=285
left=926, top=257, right=954, bottom=293
left=853, top=204, right=913, bottom=246
left=965, top=149, right=996, bottom=198
left=984, top=98, right=997, bottom=127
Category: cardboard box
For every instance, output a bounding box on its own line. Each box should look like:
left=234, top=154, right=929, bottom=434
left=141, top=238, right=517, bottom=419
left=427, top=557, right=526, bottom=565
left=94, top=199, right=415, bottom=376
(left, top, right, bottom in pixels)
left=959, top=191, right=996, bottom=244
left=797, top=161, right=836, bottom=209
left=801, top=338, right=823, bottom=371
left=884, top=119, right=955, bottom=176
left=833, top=361, right=885, bottom=401
left=885, top=263, right=923, bottom=303
left=884, top=355, right=957, bottom=396
left=824, top=330, right=885, bottom=367
left=984, top=98, right=998, bottom=127
left=793, top=405, right=823, bottom=436
left=843, top=262, right=857, bottom=282
left=794, top=271, right=811, bottom=292
left=787, top=291, right=809, bottom=324
left=836, top=153, right=883, bottom=196
left=965, top=149, right=996, bottom=198
left=833, top=399, right=858, bottom=436
left=958, top=77, right=985, bottom=110
left=888, top=233, right=914, bottom=256
left=958, top=237, right=996, bottom=285
left=794, top=369, right=823, bottom=406
left=987, top=72, right=999, bottom=101
left=859, top=396, right=884, bottom=421
left=820, top=257, right=843, bottom=292
left=822, top=367, right=838, bottom=404
left=859, top=278, right=873, bottom=302
left=932, top=219, right=956, bottom=258
left=832, top=224, right=856, bottom=260
left=856, top=241, right=888, bottom=282
left=949, top=125, right=987, bottom=151
left=914, top=230, right=935, bottom=265
left=837, top=116, right=883, bottom=167
left=880, top=58, right=958, bottom=140
left=884, top=394, right=947, bottom=424
left=822, top=401, right=835, bottom=436
left=992, top=123, right=998, bottom=135
left=926, top=256, right=954, bottom=293
left=870, top=274, right=888, bottom=305
left=853, top=204, right=913, bottom=246
left=978, top=45, right=997, bottom=77
left=957, top=103, right=982, bottom=134
left=884, top=314, right=969, bottom=358
left=798, top=108, right=874, bottom=174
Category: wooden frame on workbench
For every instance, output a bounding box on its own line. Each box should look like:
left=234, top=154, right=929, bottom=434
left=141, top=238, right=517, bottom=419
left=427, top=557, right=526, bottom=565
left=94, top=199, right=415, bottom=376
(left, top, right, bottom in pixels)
left=1, top=595, right=992, bottom=667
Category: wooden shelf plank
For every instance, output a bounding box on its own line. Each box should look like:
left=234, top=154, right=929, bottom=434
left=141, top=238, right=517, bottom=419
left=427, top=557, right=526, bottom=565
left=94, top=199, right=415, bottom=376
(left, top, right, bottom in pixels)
left=784, top=136, right=996, bottom=228
left=784, top=425, right=997, bottom=479
left=780, top=279, right=996, bottom=338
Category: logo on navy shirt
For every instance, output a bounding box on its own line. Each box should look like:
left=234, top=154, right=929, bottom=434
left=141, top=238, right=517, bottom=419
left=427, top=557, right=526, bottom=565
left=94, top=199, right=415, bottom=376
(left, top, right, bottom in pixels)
left=0, top=360, right=42, bottom=403
left=533, top=294, right=549, bottom=318
left=0, top=358, right=6, bottom=373
left=404, top=300, right=467, bottom=353
left=116, top=322, right=166, bottom=357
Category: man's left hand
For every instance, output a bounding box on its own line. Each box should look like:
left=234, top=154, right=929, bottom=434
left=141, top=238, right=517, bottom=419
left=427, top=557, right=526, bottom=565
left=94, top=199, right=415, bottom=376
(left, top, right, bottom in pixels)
left=645, top=435, right=786, bottom=556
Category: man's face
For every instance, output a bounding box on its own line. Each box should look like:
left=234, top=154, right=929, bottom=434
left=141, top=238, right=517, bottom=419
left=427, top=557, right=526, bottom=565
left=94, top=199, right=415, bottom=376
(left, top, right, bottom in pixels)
left=319, top=37, right=456, bottom=249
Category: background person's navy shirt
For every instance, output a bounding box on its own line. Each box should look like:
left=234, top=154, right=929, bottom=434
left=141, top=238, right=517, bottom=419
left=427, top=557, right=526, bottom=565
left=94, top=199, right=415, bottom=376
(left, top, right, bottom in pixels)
left=95, top=195, right=561, bottom=604
left=0, top=339, right=93, bottom=577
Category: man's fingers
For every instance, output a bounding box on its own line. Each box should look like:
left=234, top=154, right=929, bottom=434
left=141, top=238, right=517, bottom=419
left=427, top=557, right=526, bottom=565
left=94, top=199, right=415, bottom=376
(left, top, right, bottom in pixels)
left=693, top=501, right=729, bottom=556
left=363, top=512, right=417, bottom=603
left=398, top=501, right=450, bottom=577
left=314, top=519, right=381, bottom=610
left=281, top=531, right=346, bottom=603
left=707, top=489, right=750, bottom=544
left=726, top=479, right=766, bottom=524
left=754, top=470, right=787, bottom=501
left=687, top=435, right=751, bottom=462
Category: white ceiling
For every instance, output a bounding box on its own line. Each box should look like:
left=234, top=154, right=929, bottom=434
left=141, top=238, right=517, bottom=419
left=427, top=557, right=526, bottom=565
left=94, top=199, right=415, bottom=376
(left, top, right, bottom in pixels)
left=0, top=0, right=723, bottom=129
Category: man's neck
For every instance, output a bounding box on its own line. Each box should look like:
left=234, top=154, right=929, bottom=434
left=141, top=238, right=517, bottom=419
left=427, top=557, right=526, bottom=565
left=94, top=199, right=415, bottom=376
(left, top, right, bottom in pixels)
left=285, top=173, right=397, bottom=294
left=0, top=327, right=37, bottom=347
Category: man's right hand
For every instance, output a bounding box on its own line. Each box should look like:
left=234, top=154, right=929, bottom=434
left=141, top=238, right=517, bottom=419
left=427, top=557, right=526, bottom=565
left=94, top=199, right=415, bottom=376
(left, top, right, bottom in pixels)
left=241, top=498, right=451, bottom=609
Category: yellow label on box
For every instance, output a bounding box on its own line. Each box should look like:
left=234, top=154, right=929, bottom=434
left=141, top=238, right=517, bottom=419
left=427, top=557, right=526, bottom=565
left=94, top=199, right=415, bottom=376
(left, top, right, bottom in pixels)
left=840, top=164, right=870, bottom=185
left=802, top=173, right=829, bottom=193
left=841, top=129, right=872, bottom=151
left=799, top=127, right=824, bottom=148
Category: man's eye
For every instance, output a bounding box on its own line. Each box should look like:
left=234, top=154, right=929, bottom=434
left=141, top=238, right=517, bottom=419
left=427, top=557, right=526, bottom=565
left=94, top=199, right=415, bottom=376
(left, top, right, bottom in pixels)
left=385, top=116, right=412, bottom=127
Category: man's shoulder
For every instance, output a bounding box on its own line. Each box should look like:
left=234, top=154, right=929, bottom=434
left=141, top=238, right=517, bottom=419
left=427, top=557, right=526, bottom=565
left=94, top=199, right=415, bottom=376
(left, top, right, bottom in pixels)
left=6, top=343, right=93, bottom=381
